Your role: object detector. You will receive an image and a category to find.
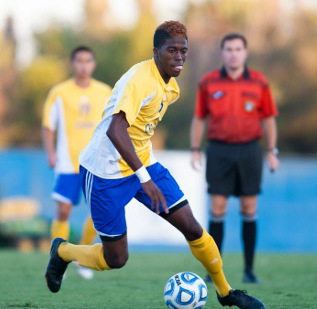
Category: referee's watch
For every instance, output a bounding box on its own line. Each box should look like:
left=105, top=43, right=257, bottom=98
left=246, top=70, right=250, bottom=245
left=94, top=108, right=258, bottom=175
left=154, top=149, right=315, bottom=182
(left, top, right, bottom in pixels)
left=268, top=147, right=279, bottom=155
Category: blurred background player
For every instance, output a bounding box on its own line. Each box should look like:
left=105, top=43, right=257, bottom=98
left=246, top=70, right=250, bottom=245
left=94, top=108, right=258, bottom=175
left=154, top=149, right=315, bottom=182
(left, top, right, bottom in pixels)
left=45, top=21, right=265, bottom=309
left=42, top=46, right=112, bottom=279
left=190, top=33, right=279, bottom=283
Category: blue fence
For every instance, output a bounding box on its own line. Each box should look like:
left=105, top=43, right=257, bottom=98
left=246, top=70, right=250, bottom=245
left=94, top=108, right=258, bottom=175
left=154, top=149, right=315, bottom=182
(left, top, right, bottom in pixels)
left=0, top=149, right=316, bottom=252
left=223, top=157, right=317, bottom=253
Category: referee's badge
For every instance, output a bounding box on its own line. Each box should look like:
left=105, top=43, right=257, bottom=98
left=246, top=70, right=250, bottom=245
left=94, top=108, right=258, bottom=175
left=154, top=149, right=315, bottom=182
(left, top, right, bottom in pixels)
left=244, top=101, right=255, bottom=113
left=213, top=90, right=224, bottom=99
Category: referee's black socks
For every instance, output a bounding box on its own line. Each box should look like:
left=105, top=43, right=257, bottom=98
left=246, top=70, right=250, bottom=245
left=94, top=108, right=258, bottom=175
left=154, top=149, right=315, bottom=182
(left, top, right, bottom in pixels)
left=241, top=213, right=257, bottom=272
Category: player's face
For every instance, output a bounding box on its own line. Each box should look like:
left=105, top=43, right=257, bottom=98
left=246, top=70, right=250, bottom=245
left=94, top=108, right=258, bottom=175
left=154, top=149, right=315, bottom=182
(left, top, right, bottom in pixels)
left=71, top=51, right=96, bottom=79
left=154, top=37, right=188, bottom=83
left=221, top=39, right=248, bottom=71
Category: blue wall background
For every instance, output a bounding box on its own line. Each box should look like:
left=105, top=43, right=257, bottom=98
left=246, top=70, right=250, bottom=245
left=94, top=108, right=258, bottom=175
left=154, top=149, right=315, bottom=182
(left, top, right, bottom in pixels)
left=0, top=149, right=316, bottom=252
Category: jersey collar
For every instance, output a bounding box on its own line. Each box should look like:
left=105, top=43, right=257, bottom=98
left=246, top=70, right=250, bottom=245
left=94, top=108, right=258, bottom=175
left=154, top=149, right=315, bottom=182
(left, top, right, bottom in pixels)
left=220, top=66, right=250, bottom=80
left=71, top=78, right=95, bottom=90
left=151, top=58, right=179, bottom=93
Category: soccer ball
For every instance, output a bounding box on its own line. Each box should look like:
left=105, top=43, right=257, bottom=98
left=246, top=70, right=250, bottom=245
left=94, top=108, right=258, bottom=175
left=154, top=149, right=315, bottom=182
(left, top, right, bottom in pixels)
left=163, top=272, right=208, bottom=309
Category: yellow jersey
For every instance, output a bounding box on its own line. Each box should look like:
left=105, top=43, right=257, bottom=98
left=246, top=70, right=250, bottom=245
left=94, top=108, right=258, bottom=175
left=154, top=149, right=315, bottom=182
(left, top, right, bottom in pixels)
left=42, top=79, right=112, bottom=173
left=79, top=59, right=180, bottom=179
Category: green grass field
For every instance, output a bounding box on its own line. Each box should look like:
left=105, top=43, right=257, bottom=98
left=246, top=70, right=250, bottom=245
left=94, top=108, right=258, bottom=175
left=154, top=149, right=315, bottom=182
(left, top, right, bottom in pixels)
left=0, top=249, right=316, bottom=309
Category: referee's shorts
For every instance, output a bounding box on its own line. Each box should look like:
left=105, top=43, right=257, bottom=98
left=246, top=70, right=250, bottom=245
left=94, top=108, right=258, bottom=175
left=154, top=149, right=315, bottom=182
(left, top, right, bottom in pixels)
left=206, top=139, right=262, bottom=197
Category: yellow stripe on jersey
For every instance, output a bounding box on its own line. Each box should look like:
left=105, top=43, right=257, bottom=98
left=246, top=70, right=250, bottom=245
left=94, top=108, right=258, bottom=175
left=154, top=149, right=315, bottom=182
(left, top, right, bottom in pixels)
left=80, top=59, right=180, bottom=179
left=43, top=79, right=112, bottom=173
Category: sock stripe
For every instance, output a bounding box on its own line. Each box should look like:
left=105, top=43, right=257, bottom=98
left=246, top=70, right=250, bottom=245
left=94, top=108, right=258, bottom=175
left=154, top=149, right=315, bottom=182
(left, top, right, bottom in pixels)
left=241, top=213, right=257, bottom=222
left=211, top=214, right=225, bottom=223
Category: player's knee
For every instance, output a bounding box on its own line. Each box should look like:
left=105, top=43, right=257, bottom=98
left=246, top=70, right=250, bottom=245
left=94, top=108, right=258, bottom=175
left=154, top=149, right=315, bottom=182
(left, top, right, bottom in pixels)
left=57, top=203, right=71, bottom=221
left=211, top=206, right=226, bottom=216
left=184, top=222, right=203, bottom=241
left=57, top=212, right=69, bottom=221
left=104, top=252, right=129, bottom=269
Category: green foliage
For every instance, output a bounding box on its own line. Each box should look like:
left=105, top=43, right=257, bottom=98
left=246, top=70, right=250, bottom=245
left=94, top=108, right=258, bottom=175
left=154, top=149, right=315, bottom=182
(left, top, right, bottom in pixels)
left=92, top=35, right=132, bottom=87
left=8, top=57, right=67, bottom=146
left=0, top=250, right=316, bottom=308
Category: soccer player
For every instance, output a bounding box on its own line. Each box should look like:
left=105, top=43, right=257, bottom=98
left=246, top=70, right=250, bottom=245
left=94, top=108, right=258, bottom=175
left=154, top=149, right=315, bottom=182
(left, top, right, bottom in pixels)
left=45, top=22, right=265, bottom=309
left=190, top=33, right=279, bottom=283
left=42, top=46, right=112, bottom=279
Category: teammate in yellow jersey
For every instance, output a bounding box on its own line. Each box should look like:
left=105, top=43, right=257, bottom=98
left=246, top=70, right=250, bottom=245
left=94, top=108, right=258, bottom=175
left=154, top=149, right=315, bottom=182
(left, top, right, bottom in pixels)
left=42, top=46, right=112, bottom=280
left=45, top=22, right=265, bottom=309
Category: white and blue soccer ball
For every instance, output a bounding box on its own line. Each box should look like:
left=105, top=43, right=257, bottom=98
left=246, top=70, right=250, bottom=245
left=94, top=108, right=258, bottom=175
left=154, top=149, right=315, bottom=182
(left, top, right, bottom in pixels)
left=164, top=272, right=208, bottom=309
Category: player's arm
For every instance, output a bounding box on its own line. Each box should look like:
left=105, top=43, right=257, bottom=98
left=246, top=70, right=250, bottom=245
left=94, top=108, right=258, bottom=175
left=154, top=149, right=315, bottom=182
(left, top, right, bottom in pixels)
left=106, top=111, right=168, bottom=214
left=42, top=88, right=59, bottom=169
left=42, top=127, right=57, bottom=168
left=262, top=116, right=279, bottom=171
left=190, top=116, right=205, bottom=170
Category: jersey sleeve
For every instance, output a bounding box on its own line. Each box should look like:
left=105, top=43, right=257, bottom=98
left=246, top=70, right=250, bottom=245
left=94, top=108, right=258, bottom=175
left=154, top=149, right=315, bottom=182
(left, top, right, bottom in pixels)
left=194, top=81, right=208, bottom=119
left=42, top=88, right=59, bottom=131
left=259, top=82, right=278, bottom=119
left=112, top=80, right=144, bottom=126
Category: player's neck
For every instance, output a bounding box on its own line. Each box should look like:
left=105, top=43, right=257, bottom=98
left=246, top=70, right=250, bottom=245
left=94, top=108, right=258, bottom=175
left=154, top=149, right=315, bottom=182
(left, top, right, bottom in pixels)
left=154, top=57, right=171, bottom=84
left=73, top=77, right=92, bottom=89
left=225, top=66, right=244, bottom=80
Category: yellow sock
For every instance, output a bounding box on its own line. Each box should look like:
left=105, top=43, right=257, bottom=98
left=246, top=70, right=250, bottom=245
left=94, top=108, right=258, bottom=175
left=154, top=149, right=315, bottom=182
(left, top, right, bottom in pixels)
left=187, top=228, right=231, bottom=297
left=58, top=242, right=111, bottom=271
left=80, top=215, right=98, bottom=245
left=51, top=220, right=70, bottom=240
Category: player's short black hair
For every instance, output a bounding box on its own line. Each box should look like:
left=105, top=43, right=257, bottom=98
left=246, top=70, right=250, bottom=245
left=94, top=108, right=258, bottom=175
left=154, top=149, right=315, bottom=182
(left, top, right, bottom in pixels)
left=153, top=21, right=188, bottom=49
left=221, top=33, right=247, bottom=49
left=70, top=46, right=95, bottom=61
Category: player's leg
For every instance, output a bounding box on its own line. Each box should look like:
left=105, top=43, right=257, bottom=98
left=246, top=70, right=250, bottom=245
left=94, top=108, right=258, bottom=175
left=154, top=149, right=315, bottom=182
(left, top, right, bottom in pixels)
left=165, top=205, right=264, bottom=309
left=164, top=204, right=231, bottom=296
left=58, top=234, right=128, bottom=269
left=137, top=163, right=265, bottom=308
left=210, top=194, right=227, bottom=254
left=240, top=195, right=258, bottom=283
left=204, top=194, right=227, bottom=282
left=135, top=163, right=230, bottom=296
left=51, top=174, right=82, bottom=239
left=237, top=140, right=262, bottom=283
left=80, top=214, right=97, bottom=245
left=75, top=214, right=97, bottom=279
left=46, top=233, right=128, bottom=293
left=51, top=201, right=72, bottom=239
left=58, top=166, right=133, bottom=270
left=45, top=167, right=137, bottom=293
left=55, top=174, right=97, bottom=279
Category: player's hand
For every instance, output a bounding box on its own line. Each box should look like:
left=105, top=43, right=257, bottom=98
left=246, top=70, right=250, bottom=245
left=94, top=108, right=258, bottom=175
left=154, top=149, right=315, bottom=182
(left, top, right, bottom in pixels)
left=190, top=151, right=202, bottom=171
left=141, top=180, right=168, bottom=214
left=48, top=152, right=57, bottom=168
left=266, top=152, right=279, bottom=172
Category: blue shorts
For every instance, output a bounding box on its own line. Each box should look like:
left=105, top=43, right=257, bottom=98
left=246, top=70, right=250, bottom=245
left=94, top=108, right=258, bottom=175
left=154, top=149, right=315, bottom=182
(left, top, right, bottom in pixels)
left=80, top=163, right=187, bottom=240
left=52, top=173, right=81, bottom=205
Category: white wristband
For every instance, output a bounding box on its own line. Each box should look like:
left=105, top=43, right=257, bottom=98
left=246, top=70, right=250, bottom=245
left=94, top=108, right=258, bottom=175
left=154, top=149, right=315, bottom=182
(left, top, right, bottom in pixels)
left=135, top=165, right=151, bottom=183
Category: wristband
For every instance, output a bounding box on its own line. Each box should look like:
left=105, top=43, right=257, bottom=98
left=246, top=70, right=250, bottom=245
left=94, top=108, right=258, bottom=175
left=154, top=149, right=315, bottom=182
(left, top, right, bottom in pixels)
left=190, top=147, right=201, bottom=152
left=135, top=165, right=151, bottom=183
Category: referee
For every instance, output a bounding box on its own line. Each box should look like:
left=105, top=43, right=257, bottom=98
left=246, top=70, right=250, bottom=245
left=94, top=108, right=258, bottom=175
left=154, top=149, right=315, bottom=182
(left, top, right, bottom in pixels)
left=190, top=33, right=279, bottom=283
